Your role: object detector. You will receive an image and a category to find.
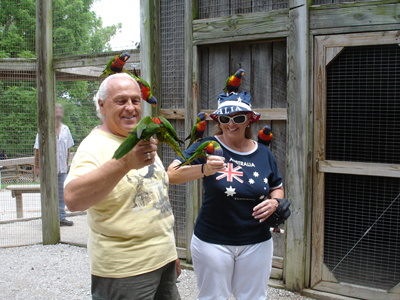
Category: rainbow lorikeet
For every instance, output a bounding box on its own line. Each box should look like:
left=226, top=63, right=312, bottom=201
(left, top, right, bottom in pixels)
left=127, top=69, right=158, bottom=107
left=152, top=116, right=187, bottom=162
left=185, top=112, right=208, bottom=149
left=224, top=68, right=245, bottom=94
left=174, top=140, right=223, bottom=169
left=100, top=52, right=130, bottom=79
left=112, top=116, right=160, bottom=160
left=257, top=125, right=273, bottom=146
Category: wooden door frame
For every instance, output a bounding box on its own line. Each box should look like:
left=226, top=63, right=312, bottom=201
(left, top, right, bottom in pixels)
left=311, top=31, right=400, bottom=300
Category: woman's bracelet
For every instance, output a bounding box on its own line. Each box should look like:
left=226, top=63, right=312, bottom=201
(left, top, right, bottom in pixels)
left=201, top=163, right=206, bottom=176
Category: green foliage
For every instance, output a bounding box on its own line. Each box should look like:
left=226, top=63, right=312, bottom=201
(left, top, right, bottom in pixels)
left=0, top=0, right=119, bottom=157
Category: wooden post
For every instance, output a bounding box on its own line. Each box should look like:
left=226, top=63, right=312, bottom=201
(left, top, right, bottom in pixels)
left=285, top=0, right=310, bottom=291
left=184, top=0, right=198, bottom=264
left=140, top=0, right=161, bottom=156
left=36, top=0, right=59, bottom=244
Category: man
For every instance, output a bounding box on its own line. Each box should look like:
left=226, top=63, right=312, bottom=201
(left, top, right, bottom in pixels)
left=64, top=73, right=181, bottom=300
left=34, top=103, right=74, bottom=226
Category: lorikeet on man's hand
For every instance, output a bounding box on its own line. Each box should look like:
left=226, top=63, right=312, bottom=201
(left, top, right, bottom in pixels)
left=224, top=68, right=245, bottom=94
left=100, top=52, right=130, bottom=79
left=152, top=116, right=186, bottom=161
left=257, top=125, right=273, bottom=147
left=112, top=116, right=160, bottom=160
left=174, top=141, right=223, bottom=169
left=185, top=112, right=208, bottom=149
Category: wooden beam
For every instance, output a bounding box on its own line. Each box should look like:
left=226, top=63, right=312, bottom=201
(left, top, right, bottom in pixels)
left=310, top=0, right=400, bottom=10
left=53, top=49, right=140, bottom=69
left=317, top=160, right=400, bottom=178
left=310, top=23, right=400, bottom=35
left=55, top=67, right=104, bottom=77
left=270, top=267, right=283, bottom=280
left=285, top=0, right=309, bottom=292
left=313, top=281, right=399, bottom=300
left=0, top=58, right=36, bottom=71
left=183, top=0, right=197, bottom=264
left=310, top=3, right=400, bottom=30
left=316, top=30, right=400, bottom=48
left=311, top=36, right=327, bottom=289
left=159, top=108, right=288, bottom=120
left=140, top=0, right=160, bottom=120
left=193, top=9, right=289, bottom=45
left=36, top=0, right=59, bottom=245
left=272, top=256, right=284, bottom=269
left=302, top=288, right=366, bottom=300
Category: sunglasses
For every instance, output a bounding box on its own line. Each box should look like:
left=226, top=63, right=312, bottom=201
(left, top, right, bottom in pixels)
left=218, top=114, right=248, bottom=124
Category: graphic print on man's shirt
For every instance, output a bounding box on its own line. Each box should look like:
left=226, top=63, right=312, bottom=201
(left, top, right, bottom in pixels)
left=126, top=159, right=172, bottom=222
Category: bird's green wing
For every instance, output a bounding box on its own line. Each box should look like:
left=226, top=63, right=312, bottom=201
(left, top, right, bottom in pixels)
left=136, top=116, right=154, bottom=139
left=112, top=133, right=139, bottom=160
left=158, top=116, right=183, bottom=143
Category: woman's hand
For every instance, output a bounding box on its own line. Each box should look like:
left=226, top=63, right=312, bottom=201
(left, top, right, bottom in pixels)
left=252, top=199, right=279, bottom=223
left=203, top=155, right=226, bottom=176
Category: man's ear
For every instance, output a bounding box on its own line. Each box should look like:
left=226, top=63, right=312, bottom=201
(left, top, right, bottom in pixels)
left=98, top=99, right=105, bottom=115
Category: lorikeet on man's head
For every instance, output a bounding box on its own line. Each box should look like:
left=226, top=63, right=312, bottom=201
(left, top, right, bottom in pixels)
left=174, top=140, right=223, bottom=169
left=185, top=112, right=208, bottom=149
left=224, top=69, right=245, bottom=94
left=258, top=125, right=273, bottom=147
left=100, top=52, right=130, bottom=79
left=129, top=68, right=158, bottom=107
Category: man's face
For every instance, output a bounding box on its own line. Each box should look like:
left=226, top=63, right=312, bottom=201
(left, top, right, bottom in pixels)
left=55, top=107, right=63, bottom=125
left=99, top=77, right=142, bottom=137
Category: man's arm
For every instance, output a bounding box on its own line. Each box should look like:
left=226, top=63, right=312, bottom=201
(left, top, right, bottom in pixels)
left=34, top=149, right=39, bottom=175
left=64, top=138, right=158, bottom=212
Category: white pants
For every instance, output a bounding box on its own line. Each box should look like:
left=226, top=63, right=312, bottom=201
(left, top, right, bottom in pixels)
left=191, top=234, right=273, bottom=300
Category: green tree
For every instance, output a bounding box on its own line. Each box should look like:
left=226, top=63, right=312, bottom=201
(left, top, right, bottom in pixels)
left=0, top=0, right=120, bottom=156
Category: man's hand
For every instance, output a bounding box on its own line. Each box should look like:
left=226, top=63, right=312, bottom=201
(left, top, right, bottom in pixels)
left=119, top=137, right=158, bottom=171
left=176, top=258, right=181, bottom=278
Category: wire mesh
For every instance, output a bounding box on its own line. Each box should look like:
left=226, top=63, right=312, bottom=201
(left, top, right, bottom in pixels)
left=197, top=0, right=289, bottom=19
left=324, top=173, right=400, bottom=290
left=326, top=44, right=400, bottom=164
left=324, top=44, right=400, bottom=290
left=52, top=0, right=133, bottom=57
left=160, top=0, right=187, bottom=249
left=160, top=0, right=185, bottom=109
left=161, top=120, right=187, bottom=249
left=0, top=0, right=42, bottom=247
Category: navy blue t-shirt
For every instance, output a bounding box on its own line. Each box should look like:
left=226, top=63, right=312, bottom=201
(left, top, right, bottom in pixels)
left=176, top=136, right=283, bottom=246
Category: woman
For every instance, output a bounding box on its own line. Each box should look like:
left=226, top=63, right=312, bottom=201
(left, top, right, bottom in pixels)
left=168, top=91, right=284, bottom=300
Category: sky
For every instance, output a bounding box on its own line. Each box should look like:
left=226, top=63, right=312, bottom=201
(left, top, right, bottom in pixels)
left=91, top=0, right=141, bottom=51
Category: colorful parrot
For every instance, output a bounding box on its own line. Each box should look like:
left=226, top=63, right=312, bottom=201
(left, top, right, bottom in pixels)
left=127, top=69, right=158, bottom=107
left=185, top=112, right=208, bottom=149
left=100, top=52, right=130, bottom=79
left=224, top=68, right=245, bottom=94
left=257, top=125, right=273, bottom=147
left=152, top=116, right=187, bottom=161
left=174, top=140, right=223, bottom=169
left=112, top=116, right=160, bottom=160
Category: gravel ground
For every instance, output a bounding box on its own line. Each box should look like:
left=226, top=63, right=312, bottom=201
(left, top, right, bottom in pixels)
left=0, top=244, right=313, bottom=300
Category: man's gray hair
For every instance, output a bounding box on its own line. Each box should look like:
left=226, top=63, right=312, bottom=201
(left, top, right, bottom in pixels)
left=55, top=103, right=64, bottom=111
left=93, top=73, right=140, bottom=122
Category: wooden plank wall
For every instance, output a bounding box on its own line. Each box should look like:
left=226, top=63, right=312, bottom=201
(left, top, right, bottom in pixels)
left=199, top=41, right=288, bottom=257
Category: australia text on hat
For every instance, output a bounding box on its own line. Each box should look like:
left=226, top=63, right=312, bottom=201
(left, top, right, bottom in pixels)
left=214, top=106, right=246, bottom=115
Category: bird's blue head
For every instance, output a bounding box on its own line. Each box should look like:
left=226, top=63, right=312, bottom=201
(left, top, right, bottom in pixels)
left=198, top=112, right=207, bottom=121
left=120, top=52, right=131, bottom=62
left=235, top=68, right=245, bottom=79
left=262, top=125, right=272, bottom=134
left=147, top=96, right=157, bottom=107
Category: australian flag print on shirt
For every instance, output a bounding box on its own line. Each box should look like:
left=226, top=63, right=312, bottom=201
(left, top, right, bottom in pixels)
left=176, top=136, right=283, bottom=246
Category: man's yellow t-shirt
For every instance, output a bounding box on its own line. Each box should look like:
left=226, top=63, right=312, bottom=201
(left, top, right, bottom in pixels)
left=65, top=129, right=177, bottom=278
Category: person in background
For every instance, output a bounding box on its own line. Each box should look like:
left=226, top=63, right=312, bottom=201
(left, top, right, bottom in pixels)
left=168, top=91, right=284, bottom=300
left=34, top=103, right=74, bottom=226
left=64, top=73, right=180, bottom=300
left=0, top=150, right=7, bottom=160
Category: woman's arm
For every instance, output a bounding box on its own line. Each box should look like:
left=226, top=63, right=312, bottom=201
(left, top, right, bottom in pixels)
left=167, top=156, right=226, bottom=185
left=253, top=186, right=284, bottom=223
left=64, top=139, right=158, bottom=212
